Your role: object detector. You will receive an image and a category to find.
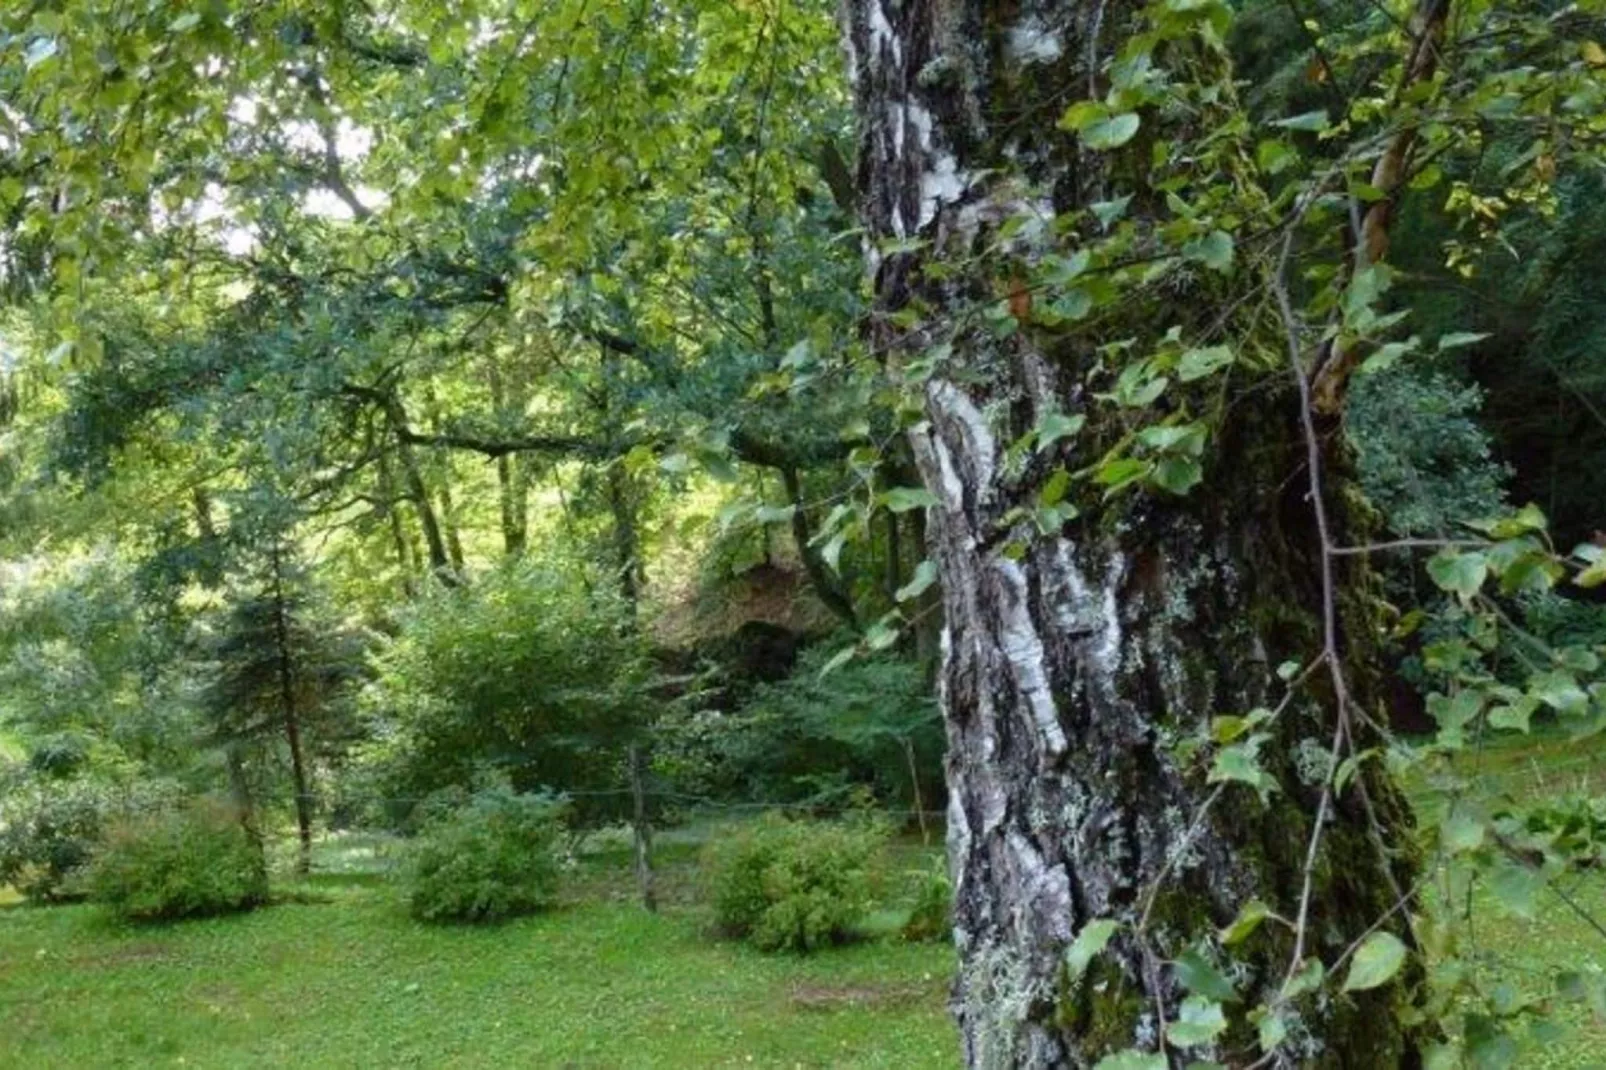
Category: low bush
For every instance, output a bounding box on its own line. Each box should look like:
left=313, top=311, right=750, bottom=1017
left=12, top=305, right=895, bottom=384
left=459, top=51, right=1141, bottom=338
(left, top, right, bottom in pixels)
left=89, top=800, right=267, bottom=921
left=407, top=789, right=566, bottom=923
left=0, top=775, right=184, bottom=903
left=900, top=862, right=952, bottom=943
left=704, top=813, right=887, bottom=953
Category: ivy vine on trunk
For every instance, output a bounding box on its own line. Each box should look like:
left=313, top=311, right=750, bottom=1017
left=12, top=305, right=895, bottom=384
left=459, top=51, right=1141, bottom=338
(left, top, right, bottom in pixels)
left=843, top=1, right=1426, bottom=1065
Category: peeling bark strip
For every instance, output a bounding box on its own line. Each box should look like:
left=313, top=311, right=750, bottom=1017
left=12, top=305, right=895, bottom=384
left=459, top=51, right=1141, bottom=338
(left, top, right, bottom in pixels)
left=842, top=3, right=1424, bottom=1067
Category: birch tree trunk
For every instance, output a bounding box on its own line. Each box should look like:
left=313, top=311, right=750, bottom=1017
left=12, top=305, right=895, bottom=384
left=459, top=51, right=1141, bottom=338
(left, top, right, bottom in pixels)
left=841, top=3, right=1424, bottom=1066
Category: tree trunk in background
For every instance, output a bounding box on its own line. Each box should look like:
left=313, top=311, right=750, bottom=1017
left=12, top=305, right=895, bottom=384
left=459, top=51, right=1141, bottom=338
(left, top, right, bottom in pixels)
left=497, top=452, right=529, bottom=558
left=437, top=475, right=467, bottom=573
left=487, top=358, right=530, bottom=558
left=606, top=463, right=645, bottom=611
left=382, top=393, right=456, bottom=587
left=268, top=544, right=314, bottom=877
left=843, top=4, right=1422, bottom=1066
left=377, top=451, right=418, bottom=597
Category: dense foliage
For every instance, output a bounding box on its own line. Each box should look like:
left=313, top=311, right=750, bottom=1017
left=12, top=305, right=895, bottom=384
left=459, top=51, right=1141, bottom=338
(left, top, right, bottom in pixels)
left=1, top=0, right=1605, bottom=1064
left=88, top=800, right=268, bottom=921
left=361, top=563, right=648, bottom=826
left=704, top=813, right=887, bottom=953
left=405, top=789, right=565, bottom=923
left=0, top=769, right=184, bottom=902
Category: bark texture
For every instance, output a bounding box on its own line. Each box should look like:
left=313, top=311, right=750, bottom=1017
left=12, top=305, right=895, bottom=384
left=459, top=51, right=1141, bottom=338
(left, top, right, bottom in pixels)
left=842, top=2, right=1423, bottom=1066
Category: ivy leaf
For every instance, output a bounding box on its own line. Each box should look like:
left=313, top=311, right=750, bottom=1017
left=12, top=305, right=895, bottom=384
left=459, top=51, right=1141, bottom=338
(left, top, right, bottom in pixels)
left=1487, top=696, right=1538, bottom=733
left=1489, top=861, right=1543, bottom=918
left=1066, top=918, right=1120, bottom=981
left=1209, top=734, right=1278, bottom=802
left=1151, top=456, right=1203, bottom=495
left=1036, top=411, right=1086, bottom=453
left=881, top=486, right=939, bottom=513
left=1440, top=810, right=1485, bottom=853
left=1084, top=113, right=1142, bottom=151
left=1256, top=139, right=1297, bottom=174
left=1059, top=100, right=1106, bottom=131
left=1282, top=957, right=1325, bottom=999
left=1174, top=948, right=1238, bottom=1001
left=1091, top=196, right=1133, bottom=230
left=1167, top=996, right=1228, bottom=1047
left=1531, top=669, right=1589, bottom=715
left=895, top=560, right=938, bottom=603
left=1342, top=932, right=1407, bottom=992
left=1251, top=1005, right=1288, bottom=1052
left=1184, top=230, right=1234, bottom=273
left=1177, top=345, right=1233, bottom=382
left=1221, top=899, right=1272, bottom=946
left=1426, top=550, right=1488, bottom=601
left=1095, top=457, right=1152, bottom=494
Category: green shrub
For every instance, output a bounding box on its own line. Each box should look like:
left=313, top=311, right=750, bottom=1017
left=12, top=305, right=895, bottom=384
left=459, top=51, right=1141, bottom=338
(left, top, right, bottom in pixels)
left=704, top=813, right=887, bottom=953
left=362, top=563, right=649, bottom=828
left=407, top=789, right=565, bottom=923
left=89, top=800, right=268, bottom=921
left=900, top=862, right=952, bottom=943
left=686, top=645, right=941, bottom=810
left=0, top=774, right=184, bottom=902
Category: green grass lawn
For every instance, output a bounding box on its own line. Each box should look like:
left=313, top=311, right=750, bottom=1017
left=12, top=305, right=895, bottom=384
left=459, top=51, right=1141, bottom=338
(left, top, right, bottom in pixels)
left=7, top=732, right=1606, bottom=1068
left=0, top=833, right=957, bottom=1069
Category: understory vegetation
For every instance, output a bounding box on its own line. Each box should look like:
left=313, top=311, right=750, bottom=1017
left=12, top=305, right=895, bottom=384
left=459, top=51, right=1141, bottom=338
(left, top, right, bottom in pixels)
left=3, top=0, right=1606, bottom=1066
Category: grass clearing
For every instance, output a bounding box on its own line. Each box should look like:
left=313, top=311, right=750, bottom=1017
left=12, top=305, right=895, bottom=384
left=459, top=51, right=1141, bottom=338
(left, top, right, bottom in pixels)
left=0, top=831, right=955, bottom=1069
left=6, top=733, right=1606, bottom=1067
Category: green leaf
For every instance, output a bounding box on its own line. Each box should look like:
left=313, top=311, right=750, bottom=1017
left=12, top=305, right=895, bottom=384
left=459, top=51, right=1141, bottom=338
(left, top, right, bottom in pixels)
left=1091, top=196, right=1133, bottom=229
left=1426, top=550, right=1488, bottom=600
left=1282, top=957, right=1325, bottom=999
left=1095, top=457, right=1151, bottom=493
left=1151, top=456, right=1203, bottom=495
left=1039, top=467, right=1074, bottom=508
left=1059, top=101, right=1107, bottom=132
left=1177, top=345, right=1233, bottom=382
left=1342, top=932, right=1407, bottom=992
left=1083, top=113, right=1142, bottom=151
left=1036, top=411, right=1086, bottom=453
left=1167, top=996, right=1228, bottom=1047
left=1256, top=139, right=1297, bottom=175
left=1209, top=735, right=1277, bottom=801
left=1576, top=556, right=1606, bottom=589
left=1066, top=919, right=1120, bottom=981
left=1272, top=110, right=1329, bottom=132
left=1184, top=230, right=1234, bottom=273
left=1487, top=696, right=1538, bottom=733
left=1531, top=669, right=1589, bottom=715
left=1489, top=861, right=1543, bottom=918
left=1441, top=810, right=1485, bottom=853
left=1437, top=331, right=1491, bottom=352
left=1221, top=899, right=1272, bottom=945
left=1174, top=949, right=1238, bottom=1002
left=1252, top=1005, right=1288, bottom=1052
left=881, top=487, right=940, bottom=513
left=895, top=560, right=939, bottom=603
